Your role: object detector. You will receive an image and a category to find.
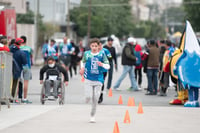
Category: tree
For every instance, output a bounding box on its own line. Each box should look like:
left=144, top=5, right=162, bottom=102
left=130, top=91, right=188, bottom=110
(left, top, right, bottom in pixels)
left=71, top=9, right=105, bottom=38
left=133, top=21, right=165, bottom=39
left=70, top=0, right=134, bottom=38
left=42, top=22, right=60, bottom=40
left=184, top=0, right=200, bottom=31
left=160, top=6, right=186, bottom=34
left=16, top=10, right=34, bottom=24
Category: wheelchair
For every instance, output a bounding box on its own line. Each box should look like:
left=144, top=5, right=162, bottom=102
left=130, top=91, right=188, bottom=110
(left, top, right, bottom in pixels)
left=40, top=77, right=65, bottom=105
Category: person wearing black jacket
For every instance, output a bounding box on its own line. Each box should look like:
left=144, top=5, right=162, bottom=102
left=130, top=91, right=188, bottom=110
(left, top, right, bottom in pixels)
left=103, top=37, right=117, bottom=90
left=113, top=37, right=139, bottom=91
left=40, top=57, right=69, bottom=98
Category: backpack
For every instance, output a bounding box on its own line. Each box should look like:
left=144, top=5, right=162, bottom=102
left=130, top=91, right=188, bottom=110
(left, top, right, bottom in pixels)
left=12, top=58, right=21, bottom=79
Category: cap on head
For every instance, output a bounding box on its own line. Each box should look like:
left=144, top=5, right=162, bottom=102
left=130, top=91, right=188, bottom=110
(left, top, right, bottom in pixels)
left=107, top=37, right=113, bottom=41
left=15, top=38, right=24, bottom=45
left=127, top=37, right=136, bottom=45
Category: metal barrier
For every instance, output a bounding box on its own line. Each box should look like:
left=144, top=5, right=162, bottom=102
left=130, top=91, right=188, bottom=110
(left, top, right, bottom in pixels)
left=0, top=51, right=12, bottom=110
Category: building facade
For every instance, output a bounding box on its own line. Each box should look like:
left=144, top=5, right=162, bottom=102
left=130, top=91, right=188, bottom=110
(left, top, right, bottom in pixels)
left=27, top=0, right=81, bottom=25
left=0, top=0, right=26, bottom=14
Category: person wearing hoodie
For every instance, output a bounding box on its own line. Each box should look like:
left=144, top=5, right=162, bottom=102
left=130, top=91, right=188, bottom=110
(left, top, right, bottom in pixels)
left=134, top=43, right=143, bottom=89
left=9, top=38, right=28, bottom=103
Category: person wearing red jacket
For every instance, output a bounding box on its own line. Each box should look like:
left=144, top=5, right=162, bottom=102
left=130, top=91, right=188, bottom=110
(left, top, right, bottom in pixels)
left=0, top=36, right=10, bottom=52
left=134, top=44, right=144, bottom=89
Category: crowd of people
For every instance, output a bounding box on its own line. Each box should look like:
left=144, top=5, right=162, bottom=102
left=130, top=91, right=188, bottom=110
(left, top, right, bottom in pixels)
left=0, top=35, right=33, bottom=104
left=41, top=37, right=85, bottom=78
left=0, top=34, right=197, bottom=122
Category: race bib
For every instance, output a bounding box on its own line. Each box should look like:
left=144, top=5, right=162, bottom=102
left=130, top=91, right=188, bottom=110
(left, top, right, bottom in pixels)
left=49, top=75, right=57, bottom=80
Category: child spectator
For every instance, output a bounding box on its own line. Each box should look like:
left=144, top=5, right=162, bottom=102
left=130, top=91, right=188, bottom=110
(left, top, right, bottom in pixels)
left=134, top=44, right=143, bottom=89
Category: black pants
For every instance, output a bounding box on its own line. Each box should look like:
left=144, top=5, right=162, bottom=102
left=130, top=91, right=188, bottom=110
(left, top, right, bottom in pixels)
left=69, top=62, right=77, bottom=78
left=98, top=72, right=107, bottom=103
left=134, top=68, right=142, bottom=85
left=18, top=81, right=23, bottom=99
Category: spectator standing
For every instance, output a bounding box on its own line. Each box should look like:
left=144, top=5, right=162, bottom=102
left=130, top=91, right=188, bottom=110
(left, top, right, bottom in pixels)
left=103, top=37, right=117, bottom=90
left=134, top=44, right=143, bottom=89
left=9, top=38, right=28, bottom=103
left=159, top=40, right=174, bottom=96
left=79, top=38, right=110, bottom=122
left=145, top=40, right=160, bottom=95
left=18, top=35, right=33, bottom=103
left=0, top=36, right=10, bottom=52
left=113, top=37, right=139, bottom=91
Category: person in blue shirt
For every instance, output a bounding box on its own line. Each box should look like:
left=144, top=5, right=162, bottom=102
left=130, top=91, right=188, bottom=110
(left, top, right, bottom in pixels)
left=59, top=37, right=74, bottom=71
left=98, top=42, right=112, bottom=104
left=9, top=38, right=28, bottom=103
left=45, top=39, right=59, bottom=62
left=80, top=38, right=110, bottom=123
left=42, top=40, right=48, bottom=62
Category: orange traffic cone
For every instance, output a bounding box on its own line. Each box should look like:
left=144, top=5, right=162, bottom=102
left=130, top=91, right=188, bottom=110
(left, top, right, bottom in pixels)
left=137, top=102, right=144, bottom=114
left=132, top=97, right=135, bottom=106
left=81, top=76, right=84, bottom=82
left=118, top=95, right=123, bottom=104
left=108, top=88, right=112, bottom=97
left=113, top=121, right=120, bottom=133
left=124, top=110, right=131, bottom=123
left=127, top=97, right=135, bottom=106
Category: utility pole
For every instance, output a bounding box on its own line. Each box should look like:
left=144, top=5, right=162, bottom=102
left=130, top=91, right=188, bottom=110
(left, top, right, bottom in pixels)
left=165, top=0, right=168, bottom=37
left=67, top=0, right=70, bottom=38
left=87, top=0, right=91, bottom=46
left=34, top=0, right=39, bottom=62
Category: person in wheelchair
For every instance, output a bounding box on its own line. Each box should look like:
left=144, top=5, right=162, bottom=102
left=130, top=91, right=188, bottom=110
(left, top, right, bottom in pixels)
left=40, top=57, right=69, bottom=99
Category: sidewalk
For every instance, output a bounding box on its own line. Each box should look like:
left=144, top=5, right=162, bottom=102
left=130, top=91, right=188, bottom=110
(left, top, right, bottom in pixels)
left=0, top=104, right=199, bottom=133
left=1, top=57, right=200, bottom=133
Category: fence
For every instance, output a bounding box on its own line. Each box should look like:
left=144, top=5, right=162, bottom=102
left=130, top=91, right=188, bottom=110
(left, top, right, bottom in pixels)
left=0, top=51, right=12, bottom=110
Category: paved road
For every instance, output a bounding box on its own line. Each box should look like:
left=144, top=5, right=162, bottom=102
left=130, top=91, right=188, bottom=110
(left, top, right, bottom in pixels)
left=0, top=59, right=199, bottom=133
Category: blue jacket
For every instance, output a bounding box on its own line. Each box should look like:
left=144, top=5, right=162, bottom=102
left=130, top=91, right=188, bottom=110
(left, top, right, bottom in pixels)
left=9, top=44, right=28, bottom=79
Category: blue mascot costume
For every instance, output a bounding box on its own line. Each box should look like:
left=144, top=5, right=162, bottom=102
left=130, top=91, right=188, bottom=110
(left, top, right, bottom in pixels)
left=174, top=21, right=200, bottom=107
